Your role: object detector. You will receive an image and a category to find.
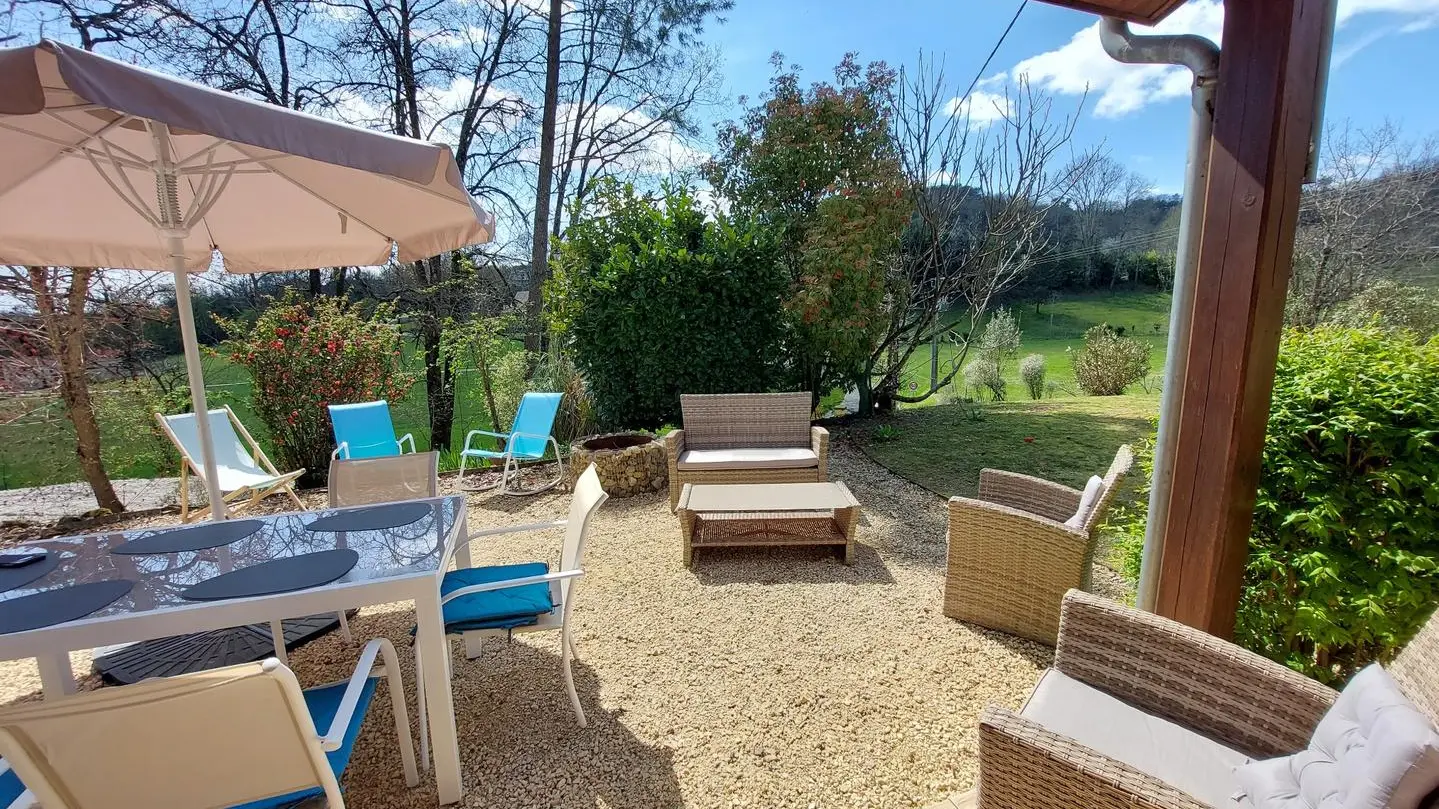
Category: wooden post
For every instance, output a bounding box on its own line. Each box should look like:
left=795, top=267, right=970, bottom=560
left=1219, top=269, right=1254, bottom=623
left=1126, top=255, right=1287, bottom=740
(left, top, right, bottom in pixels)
left=1153, top=0, right=1328, bottom=636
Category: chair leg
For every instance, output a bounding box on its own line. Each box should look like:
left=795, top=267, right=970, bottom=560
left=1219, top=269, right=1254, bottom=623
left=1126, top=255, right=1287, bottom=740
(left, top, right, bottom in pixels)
left=561, top=624, right=586, bottom=728
left=336, top=610, right=353, bottom=643
left=414, top=642, right=430, bottom=772
left=269, top=620, right=287, bottom=664
left=568, top=633, right=580, bottom=662
left=457, top=452, right=468, bottom=486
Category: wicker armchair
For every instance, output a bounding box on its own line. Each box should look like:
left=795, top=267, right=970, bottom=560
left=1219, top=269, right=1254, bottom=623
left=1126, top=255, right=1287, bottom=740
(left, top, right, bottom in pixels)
left=971, top=589, right=1439, bottom=808
left=944, top=446, right=1132, bottom=645
left=665, top=393, right=829, bottom=511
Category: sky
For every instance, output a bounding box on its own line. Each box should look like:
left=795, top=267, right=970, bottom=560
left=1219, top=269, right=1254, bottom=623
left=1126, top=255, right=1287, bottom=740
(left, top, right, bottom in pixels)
left=697, top=0, right=1439, bottom=195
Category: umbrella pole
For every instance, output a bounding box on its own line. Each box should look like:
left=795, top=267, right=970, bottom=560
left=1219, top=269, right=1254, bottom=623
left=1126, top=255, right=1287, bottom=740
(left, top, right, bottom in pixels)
left=169, top=241, right=226, bottom=521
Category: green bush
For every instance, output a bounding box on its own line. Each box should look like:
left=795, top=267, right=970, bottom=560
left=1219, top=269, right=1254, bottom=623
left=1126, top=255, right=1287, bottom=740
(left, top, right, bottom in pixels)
left=1073, top=324, right=1150, bottom=395
left=963, top=358, right=1004, bottom=401
left=219, top=291, right=415, bottom=486
left=1238, top=326, right=1439, bottom=683
left=1328, top=280, right=1439, bottom=339
left=548, top=179, right=788, bottom=429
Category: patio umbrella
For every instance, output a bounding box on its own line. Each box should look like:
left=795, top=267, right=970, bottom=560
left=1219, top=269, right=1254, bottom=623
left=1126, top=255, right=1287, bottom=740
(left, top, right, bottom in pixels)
left=0, top=40, right=495, bottom=518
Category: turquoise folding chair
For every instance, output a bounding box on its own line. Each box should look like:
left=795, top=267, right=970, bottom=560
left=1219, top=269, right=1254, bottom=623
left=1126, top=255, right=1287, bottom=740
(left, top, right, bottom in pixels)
left=458, top=392, right=565, bottom=495
left=329, top=400, right=415, bottom=460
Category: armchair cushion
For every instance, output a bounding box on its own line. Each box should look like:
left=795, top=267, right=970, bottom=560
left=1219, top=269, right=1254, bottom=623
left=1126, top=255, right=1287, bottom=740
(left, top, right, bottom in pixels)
left=1233, top=664, right=1439, bottom=809
left=1064, top=474, right=1105, bottom=529
left=1022, top=668, right=1251, bottom=807
left=440, top=562, right=554, bottom=632
left=675, top=448, right=819, bottom=471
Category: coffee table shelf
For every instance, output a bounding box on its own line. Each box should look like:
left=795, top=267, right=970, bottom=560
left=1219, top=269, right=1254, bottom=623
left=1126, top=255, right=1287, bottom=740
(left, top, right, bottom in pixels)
left=676, top=482, right=860, bottom=567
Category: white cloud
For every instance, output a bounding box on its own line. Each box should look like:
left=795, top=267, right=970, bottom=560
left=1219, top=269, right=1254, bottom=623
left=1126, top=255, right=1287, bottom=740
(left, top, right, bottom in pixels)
left=998, top=0, right=1439, bottom=118
left=944, top=89, right=1014, bottom=127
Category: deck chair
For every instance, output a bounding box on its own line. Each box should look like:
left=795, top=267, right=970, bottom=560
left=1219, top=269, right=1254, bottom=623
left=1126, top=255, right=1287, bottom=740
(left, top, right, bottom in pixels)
left=416, top=465, right=608, bottom=766
left=0, top=761, right=32, bottom=808
left=329, top=400, right=415, bottom=460
left=157, top=406, right=304, bottom=523
left=457, top=391, right=566, bottom=495
left=328, top=451, right=439, bottom=508
left=0, top=639, right=418, bottom=809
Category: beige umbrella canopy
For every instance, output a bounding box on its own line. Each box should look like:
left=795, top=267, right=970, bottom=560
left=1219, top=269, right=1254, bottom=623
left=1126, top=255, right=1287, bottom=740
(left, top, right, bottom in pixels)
left=0, top=39, right=495, bottom=517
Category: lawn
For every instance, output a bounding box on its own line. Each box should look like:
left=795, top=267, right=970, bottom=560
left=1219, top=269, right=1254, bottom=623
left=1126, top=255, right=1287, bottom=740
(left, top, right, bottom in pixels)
left=861, top=395, right=1157, bottom=498
left=0, top=341, right=505, bottom=490
left=898, top=291, right=1172, bottom=399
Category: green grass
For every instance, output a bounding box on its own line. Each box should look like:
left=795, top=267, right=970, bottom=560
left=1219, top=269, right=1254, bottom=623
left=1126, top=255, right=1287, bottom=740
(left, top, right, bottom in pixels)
left=898, top=291, right=1172, bottom=399
left=0, top=340, right=505, bottom=490
left=862, top=395, right=1157, bottom=498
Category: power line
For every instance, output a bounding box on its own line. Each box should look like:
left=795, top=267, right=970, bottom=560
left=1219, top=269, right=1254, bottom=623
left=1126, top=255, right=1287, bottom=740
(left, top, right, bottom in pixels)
left=954, top=0, right=1028, bottom=116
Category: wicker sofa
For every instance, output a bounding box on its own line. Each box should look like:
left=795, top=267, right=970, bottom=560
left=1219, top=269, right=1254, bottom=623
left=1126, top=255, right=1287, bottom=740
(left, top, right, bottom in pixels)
left=944, top=445, right=1133, bottom=645
left=664, top=393, right=828, bottom=511
left=971, top=589, right=1439, bottom=808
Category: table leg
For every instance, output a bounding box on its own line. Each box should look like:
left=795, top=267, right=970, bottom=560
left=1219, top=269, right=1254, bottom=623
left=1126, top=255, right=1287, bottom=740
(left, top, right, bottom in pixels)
left=37, top=653, right=76, bottom=699
left=415, top=586, right=463, bottom=804
left=836, top=506, right=858, bottom=566
left=679, top=509, right=695, bottom=567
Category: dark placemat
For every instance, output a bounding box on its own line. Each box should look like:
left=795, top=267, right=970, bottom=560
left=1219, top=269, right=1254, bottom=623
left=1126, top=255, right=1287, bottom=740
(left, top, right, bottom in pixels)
left=0, top=550, right=62, bottom=594
left=110, top=519, right=263, bottom=556
left=305, top=502, right=431, bottom=533
left=180, top=549, right=359, bottom=602
left=94, top=614, right=343, bottom=684
left=0, top=579, right=134, bottom=635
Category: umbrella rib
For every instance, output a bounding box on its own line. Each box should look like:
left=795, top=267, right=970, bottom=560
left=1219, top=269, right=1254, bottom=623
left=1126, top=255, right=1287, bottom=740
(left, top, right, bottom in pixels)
left=221, top=144, right=395, bottom=245
left=82, top=147, right=160, bottom=228
left=42, top=110, right=153, bottom=167
left=0, top=113, right=137, bottom=198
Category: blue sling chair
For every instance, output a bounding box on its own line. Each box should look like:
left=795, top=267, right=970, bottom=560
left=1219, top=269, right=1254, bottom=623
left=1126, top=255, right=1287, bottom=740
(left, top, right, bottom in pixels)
left=328, top=400, right=415, bottom=460
left=457, top=392, right=566, bottom=495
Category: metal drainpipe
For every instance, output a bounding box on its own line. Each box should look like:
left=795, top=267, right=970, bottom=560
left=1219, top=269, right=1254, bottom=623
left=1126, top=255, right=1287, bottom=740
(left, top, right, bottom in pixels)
left=1097, top=18, right=1220, bottom=612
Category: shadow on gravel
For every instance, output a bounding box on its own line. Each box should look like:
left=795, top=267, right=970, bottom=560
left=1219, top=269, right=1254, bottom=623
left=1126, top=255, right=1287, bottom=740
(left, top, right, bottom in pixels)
left=688, top=542, right=896, bottom=586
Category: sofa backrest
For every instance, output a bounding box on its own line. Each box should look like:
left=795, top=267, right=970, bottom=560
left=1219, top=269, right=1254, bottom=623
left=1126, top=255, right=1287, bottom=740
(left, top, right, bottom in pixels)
left=1390, top=608, right=1439, bottom=728
left=680, top=393, right=812, bottom=450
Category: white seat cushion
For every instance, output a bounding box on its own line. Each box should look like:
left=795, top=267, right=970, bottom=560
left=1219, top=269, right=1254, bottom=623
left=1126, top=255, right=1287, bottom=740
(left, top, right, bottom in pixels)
left=1022, top=669, right=1251, bottom=807
left=1233, top=664, right=1439, bottom=809
left=676, top=448, right=819, bottom=471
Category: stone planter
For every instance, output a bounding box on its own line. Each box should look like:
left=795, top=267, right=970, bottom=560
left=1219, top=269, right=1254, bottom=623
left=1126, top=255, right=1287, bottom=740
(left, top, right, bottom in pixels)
left=568, top=432, right=668, bottom=498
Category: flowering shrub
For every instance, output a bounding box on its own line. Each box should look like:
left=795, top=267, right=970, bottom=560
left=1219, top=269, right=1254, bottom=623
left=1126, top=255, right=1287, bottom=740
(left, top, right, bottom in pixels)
left=1019, top=354, right=1046, bottom=400
left=219, top=291, right=414, bottom=485
left=1073, top=324, right=1150, bottom=395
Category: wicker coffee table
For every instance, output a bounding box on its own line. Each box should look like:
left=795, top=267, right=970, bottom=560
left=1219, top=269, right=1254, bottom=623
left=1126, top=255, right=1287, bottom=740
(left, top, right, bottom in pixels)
left=676, top=482, right=860, bottom=567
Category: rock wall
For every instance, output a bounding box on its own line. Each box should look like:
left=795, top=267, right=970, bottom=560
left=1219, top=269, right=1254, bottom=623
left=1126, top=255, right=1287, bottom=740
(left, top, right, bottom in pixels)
left=567, top=433, right=668, bottom=497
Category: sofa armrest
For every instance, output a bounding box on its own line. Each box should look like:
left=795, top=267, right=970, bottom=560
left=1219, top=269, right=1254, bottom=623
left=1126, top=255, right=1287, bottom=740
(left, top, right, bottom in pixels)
left=978, top=706, right=1209, bottom=809
left=978, top=469, right=1082, bottom=524
left=664, top=428, right=685, bottom=457
left=1055, top=590, right=1337, bottom=759
left=811, top=426, right=829, bottom=478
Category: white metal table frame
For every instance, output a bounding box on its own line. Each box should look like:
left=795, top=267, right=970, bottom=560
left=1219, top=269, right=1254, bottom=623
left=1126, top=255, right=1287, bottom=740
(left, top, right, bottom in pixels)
left=0, top=498, right=476, bottom=806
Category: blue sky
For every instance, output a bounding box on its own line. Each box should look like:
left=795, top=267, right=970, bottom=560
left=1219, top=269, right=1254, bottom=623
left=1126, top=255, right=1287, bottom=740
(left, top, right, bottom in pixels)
left=698, top=0, right=1439, bottom=194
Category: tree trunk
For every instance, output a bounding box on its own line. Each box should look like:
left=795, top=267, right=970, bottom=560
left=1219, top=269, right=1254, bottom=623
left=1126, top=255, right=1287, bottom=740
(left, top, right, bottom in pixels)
left=334, top=266, right=349, bottom=297
left=28, top=266, right=123, bottom=513
left=421, top=319, right=455, bottom=451
left=527, top=0, right=563, bottom=351
left=308, top=268, right=322, bottom=297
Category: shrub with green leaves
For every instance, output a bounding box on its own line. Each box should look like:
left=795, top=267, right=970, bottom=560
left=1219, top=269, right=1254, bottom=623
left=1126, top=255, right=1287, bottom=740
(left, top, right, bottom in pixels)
left=547, top=179, right=787, bottom=429
left=1238, top=326, right=1439, bottom=683
left=1073, top=324, right=1150, bottom=396
left=979, top=308, right=1022, bottom=378
left=1019, top=353, right=1046, bottom=400
left=219, top=291, right=414, bottom=486
left=1327, top=280, right=1439, bottom=339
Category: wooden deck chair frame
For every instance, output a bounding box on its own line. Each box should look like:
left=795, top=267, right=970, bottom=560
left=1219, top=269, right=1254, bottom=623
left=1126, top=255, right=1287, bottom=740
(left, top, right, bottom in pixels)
left=156, top=405, right=305, bottom=522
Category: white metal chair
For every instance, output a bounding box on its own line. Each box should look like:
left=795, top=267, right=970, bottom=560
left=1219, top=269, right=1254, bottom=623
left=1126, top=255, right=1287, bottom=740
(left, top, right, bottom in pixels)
left=0, top=638, right=417, bottom=809
left=328, top=451, right=439, bottom=508
left=416, top=464, right=608, bottom=766
left=157, top=405, right=305, bottom=522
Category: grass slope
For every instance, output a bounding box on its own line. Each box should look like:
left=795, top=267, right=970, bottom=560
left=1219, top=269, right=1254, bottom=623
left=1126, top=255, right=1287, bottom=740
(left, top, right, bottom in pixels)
left=862, top=396, right=1156, bottom=498
left=900, top=291, right=1172, bottom=398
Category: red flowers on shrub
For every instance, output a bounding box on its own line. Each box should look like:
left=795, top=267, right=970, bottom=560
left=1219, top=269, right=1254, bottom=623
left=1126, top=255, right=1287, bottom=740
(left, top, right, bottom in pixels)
left=219, top=290, right=414, bottom=486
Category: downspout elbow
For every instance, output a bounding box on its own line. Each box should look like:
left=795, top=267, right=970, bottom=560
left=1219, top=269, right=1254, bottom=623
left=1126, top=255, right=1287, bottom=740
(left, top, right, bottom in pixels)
left=1099, top=17, right=1219, bottom=82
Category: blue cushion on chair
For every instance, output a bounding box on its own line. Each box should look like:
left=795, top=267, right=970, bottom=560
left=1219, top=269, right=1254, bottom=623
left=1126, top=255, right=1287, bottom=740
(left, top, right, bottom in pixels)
left=440, top=562, right=554, bottom=632
left=0, top=764, right=24, bottom=808
left=229, top=677, right=380, bottom=809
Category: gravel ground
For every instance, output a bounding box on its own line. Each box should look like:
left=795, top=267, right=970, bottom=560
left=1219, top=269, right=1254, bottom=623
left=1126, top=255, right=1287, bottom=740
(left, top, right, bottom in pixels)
left=0, top=442, right=1133, bottom=808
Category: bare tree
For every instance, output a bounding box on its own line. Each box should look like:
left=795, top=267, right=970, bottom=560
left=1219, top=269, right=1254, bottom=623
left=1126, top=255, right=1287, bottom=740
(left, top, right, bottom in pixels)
left=865, top=62, right=1094, bottom=411
left=529, top=0, right=563, bottom=347
left=1287, top=120, right=1439, bottom=326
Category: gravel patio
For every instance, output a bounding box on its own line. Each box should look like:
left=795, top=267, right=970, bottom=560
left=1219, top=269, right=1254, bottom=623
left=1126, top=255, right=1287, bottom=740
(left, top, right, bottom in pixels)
left=0, top=441, right=1112, bottom=808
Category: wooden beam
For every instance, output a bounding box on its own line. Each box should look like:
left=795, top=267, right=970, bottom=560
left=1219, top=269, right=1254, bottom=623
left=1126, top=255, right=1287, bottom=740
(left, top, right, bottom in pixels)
left=1153, top=0, right=1328, bottom=636
left=1033, top=0, right=1187, bottom=26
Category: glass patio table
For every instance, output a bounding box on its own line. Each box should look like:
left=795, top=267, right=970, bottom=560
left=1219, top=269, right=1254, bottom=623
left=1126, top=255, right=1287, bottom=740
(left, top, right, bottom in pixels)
left=0, top=495, right=472, bottom=806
